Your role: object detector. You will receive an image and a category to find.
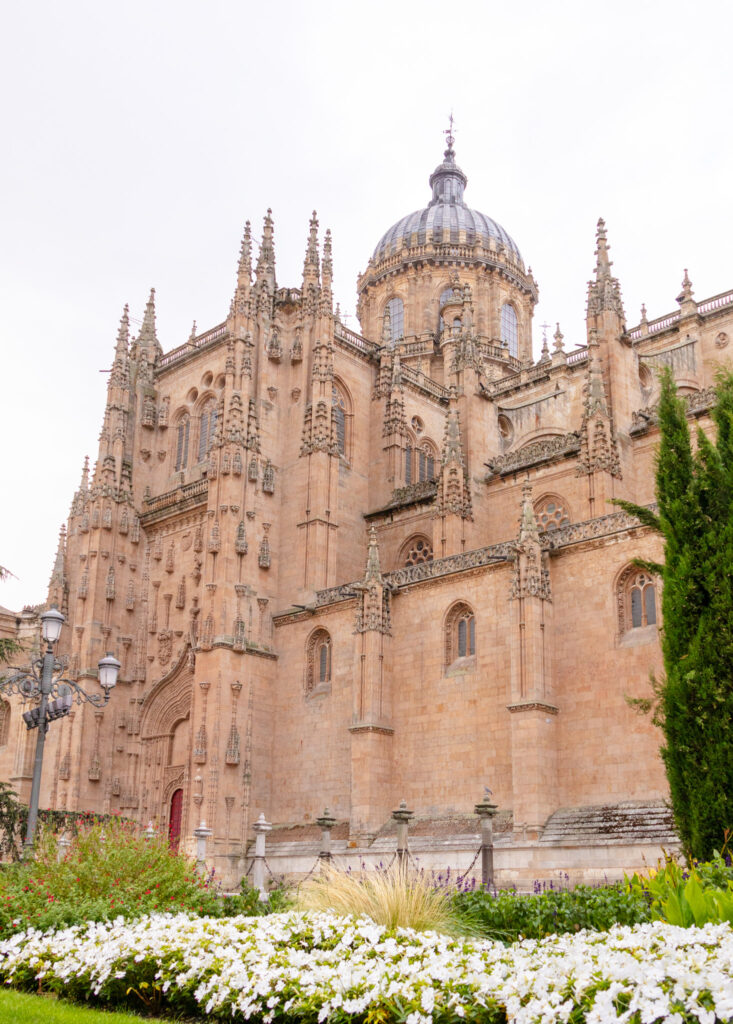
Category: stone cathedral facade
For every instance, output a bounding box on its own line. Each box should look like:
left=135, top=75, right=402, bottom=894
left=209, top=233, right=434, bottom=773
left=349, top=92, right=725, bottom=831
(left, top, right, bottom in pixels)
left=3, top=138, right=733, bottom=883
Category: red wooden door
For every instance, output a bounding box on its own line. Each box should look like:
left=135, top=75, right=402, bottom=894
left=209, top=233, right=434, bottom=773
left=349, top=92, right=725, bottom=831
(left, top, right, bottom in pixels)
left=168, top=788, right=183, bottom=851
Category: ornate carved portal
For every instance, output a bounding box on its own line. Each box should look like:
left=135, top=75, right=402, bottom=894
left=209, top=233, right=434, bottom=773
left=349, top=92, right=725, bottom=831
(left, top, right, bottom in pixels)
left=139, top=646, right=193, bottom=840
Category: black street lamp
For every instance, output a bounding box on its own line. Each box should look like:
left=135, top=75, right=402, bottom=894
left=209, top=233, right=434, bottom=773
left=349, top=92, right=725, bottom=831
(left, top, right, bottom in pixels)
left=0, top=605, right=119, bottom=854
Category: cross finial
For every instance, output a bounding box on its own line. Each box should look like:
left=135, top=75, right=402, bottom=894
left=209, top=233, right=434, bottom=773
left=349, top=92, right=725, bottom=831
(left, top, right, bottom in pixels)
left=444, top=112, right=456, bottom=152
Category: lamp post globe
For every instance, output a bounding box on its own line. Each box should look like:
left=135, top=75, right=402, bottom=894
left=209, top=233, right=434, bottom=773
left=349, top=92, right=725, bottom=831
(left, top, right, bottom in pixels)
left=98, top=653, right=121, bottom=691
left=40, top=606, right=64, bottom=644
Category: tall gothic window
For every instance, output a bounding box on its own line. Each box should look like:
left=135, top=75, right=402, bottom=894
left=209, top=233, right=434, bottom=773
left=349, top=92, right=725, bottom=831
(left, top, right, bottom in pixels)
left=306, top=628, right=332, bottom=696
left=386, top=297, right=404, bottom=345
left=197, top=399, right=218, bottom=463
left=332, top=386, right=346, bottom=456
left=175, top=415, right=190, bottom=472
left=445, top=602, right=476, bottom=669
left=332, top=379, right=351, bottom=460
left=405, top=438, right=436, bottom=484
left=438, top=286, right=456, bottom=332
left=617, top=566, right=658, bottom=636
left=501, top=303, right=518, bottom=357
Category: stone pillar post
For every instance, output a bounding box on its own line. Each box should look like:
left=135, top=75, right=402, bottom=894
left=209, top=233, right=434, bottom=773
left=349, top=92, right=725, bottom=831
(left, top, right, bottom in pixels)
left=193, top=820, right=212, bottom=875
left=252, top=812, right=271, bottom=900
left=57, top=832, right=71, bottom=863
left=392, top=799, right=413, bottom=867
left=316, top=807, right=336, bottom=864
left=474, top=790, right=498, bottom=887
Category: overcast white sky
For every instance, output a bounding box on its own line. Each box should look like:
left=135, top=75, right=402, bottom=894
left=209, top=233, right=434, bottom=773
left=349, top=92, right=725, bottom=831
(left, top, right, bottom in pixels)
left=1, top=0, right=731, bottom=611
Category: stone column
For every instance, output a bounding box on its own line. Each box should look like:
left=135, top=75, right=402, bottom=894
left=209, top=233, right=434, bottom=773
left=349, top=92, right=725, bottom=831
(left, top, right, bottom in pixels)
left=474, top=790, right=498, bottom=887
left=392, top=799, right=413, bottom=866
left=316, top=807, right=336, bottom=865
left=252, top=812, right=271, bottom=900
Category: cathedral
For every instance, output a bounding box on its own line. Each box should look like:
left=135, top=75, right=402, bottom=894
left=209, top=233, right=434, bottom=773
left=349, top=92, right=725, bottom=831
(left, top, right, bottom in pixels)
left=2, top=135, right=732, bottom=885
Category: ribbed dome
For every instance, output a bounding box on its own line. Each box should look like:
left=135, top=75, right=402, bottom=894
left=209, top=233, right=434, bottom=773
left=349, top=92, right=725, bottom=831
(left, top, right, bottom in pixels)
left=372, top=143, right=521, bottom=262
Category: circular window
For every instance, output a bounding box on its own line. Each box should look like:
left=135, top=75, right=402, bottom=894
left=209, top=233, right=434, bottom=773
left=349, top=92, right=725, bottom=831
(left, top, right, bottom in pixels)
left=187, top=388, right=199, bottom=404
left=403, top=537, right=433, bottom=566
left=536, top=499, right=570, bottom=531
left=202, top=371, right=214, bottom=387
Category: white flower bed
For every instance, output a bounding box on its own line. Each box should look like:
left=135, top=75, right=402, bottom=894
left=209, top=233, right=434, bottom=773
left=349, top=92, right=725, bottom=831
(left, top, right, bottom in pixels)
left=0, top=912, right=732, bottom=1023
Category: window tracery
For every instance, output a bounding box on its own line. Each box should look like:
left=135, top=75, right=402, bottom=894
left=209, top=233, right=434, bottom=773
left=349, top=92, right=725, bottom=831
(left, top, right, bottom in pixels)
left=400, top=535, right=433, bottom=567
left=405, top=436, right=436, bottom=484
left=501, top=303, right=518, bottom=357
left=445, top=602, right=476, bottom=668
left=617, top=565, right=658, bottom=635
left=306, top=628, right=332, bottom=696
left=174, top=415, right=190, bottom=472
left=386, top=297, right=404, bottom=344
left=534, top=496, right=571, bottom=531
left=332, top=379, right=352, bottom=460
left=197, top=398, right=218, bottom=463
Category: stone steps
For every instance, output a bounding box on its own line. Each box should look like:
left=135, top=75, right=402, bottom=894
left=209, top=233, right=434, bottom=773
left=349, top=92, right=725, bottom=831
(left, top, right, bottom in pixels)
left=539, top=801, right=677, bottom=847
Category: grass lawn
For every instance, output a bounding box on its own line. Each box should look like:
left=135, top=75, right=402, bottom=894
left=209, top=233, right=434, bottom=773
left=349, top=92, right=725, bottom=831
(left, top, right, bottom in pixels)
left=0, top=988, right=180, bottom=1023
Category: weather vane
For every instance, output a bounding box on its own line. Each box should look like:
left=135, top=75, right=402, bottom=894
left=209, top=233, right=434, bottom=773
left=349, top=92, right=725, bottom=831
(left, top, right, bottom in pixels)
left=444, top=112, right=456, bottom=150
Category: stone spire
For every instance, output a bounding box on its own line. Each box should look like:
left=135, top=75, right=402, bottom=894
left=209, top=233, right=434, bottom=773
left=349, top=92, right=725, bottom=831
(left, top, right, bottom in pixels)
left=363, top=526, right=383, bottom=584
left=321, top=228, right=333, bottom=312
left=302, top=210, right=320, bottom=287
left=383, top=352, right=406, bottom=437
left=435, top=405, right=472, bottom=520
left=231, top=221, right=252, bottom=318
left=354, top=527, right=391, bottom=635
left=47, top=523, right=67, bottom=608
left=137, top=288, right=162, bottom=360
left=517, top=481, right=541, bottom=546
left=553, top=323, right=564, bottom=353
left=510, top=481, right=551, bottom=602
left=586, top=218, right=625, bottom=321
left=577, top=328, right=621, bottom=478
left=382, top=305, right=392, bottom=347
left=677, top=268, right=698, bottom=318
left=110, top=305, right=130, bottom=386
left=254, top=209, right=276, bottom=298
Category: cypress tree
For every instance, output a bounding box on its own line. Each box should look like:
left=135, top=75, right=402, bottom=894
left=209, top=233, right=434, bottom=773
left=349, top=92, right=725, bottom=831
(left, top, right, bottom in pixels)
left=616, top=367, right=733, bottom=860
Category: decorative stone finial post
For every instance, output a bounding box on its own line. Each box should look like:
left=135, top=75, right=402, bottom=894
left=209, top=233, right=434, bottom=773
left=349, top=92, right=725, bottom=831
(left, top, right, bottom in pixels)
left=315, top=807, right=337, bottom=864
left=193, top=820, right=213, bottom=875
left=57, top=832, right=71, bottom=863
left=144, top=820, right=155, bottom=842
left=252, top=812, right=272, bottom=900
left=474, top=787, right=499, bottom=887
left=392, top=799, right=413, bottom=866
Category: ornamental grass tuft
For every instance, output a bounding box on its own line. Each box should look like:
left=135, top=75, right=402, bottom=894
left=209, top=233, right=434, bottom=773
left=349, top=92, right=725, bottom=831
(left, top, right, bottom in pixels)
left=296, top=861, right=463, bottom=934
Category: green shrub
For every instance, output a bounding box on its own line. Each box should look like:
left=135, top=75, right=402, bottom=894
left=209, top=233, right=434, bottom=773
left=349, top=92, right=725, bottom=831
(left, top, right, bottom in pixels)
left=627, top=848, right=733, bottom=927
left=452, top=882, right=651, bottom=942
left=0, top=820, right=237, bottom=938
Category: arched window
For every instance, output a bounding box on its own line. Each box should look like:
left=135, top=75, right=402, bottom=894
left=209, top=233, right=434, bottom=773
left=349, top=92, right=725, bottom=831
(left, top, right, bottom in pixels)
left=0, top=699, right=9, bottom=746
left=174, top=415, right=190, bottom=472
left=405, top=437, right=436, bottom=485
left=332, top=386, right=346, bottom=456
left=306, top=628, right=332, bottom=696
left=534, top=495, right=571, bottom=532
left=501, top=304, right=518, bottom=358
left=332, top=379, right=352, bottom=461
left=197, top=399, right=218, bottom=463
left=445, top=602, right=476, bottom=669
left=438, top=287, right=456, bottom=332
left=386, top=297, right=404, bottom=345
left=400, top=535, right=433, bottom=567
left=617, top=566, right=658, bottom=636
